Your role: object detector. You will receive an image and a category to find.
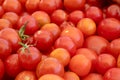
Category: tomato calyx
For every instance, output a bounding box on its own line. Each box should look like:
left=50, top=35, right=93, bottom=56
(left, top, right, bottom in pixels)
left=18, top=21, right=29, bottom=41
left=19, top=42, right=30, bottom=53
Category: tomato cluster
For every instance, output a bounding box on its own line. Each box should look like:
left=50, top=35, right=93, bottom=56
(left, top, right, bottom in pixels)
left=0, top=0, right=120, bottom=80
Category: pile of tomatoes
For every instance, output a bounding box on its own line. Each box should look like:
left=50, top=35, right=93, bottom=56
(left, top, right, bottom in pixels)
left=0, top=0, right=120, bottom=80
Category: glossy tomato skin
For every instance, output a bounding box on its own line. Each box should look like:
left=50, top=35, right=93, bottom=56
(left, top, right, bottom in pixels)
left=15, top=71, right=37, bottom=80
left=69, top=54, right=92, bottom=77
left=25, top=0, right=39, bottom=13
left=95, top=54, right=116, bottom=75
left=107, top=38, right=120, bottom=58
left=17, top=15, right=39, bottom=35
left=85, top=6, right=103, bottom=24
left=68, top=10, right=85, bottom=25
left=51, top=9, right=68, bottom=25
left=84, top=35, right=109, bottom=55
left=0, top=6, right=4, bottom=17
left=18, top=46, right=42, bottom=70
left=61, top=27, right=84, bottom=48
left=97, top=18, right=120, bottom=41
left=82, top=73, right=103, bottom=80
left=5, top=54, right=22, bottom=77
left=54, top=36, right=77, bottom=56
left=2, top=12, right=19, bottom=28
left=106, top=4, right=120, bottom=20
left=104, top=68, right=120, bottom=80
left=39, top=0, right=63, bottom=14
left=0, top=28, right=21, bottom=53
left=33, top=30, right=54, bottom=52
left=64, top=0, right=86, bottom=12
left=0, top=37, right=12, bottom=60
left=2, top=0, right=22, bottom=14
left=0, top=19, right=12, bottom=30
left=36, top=57, right=64, bottom=78
left=0, top=59, right=4, bottom=80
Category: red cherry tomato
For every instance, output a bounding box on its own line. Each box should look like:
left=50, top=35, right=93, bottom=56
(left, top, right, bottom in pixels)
left=97, top=18, right=120, bottom=41
left=84, top=35, right=109, bottom=54
left=104, top=68, right=120, bottom=80
left=17, top=15, right=39, bottom=35
left=64, top=0, right=86, bottom=11
left=33, top=30, right=54, bottom=52
left=2, top=0, right=22, bottom=14
left=0, top=28, right=21, bottom=53
left=5, top=54, right=22, bottom=77
left=18, top=46, right=42, bottom=70
left=0, top=37, right=12, bottom=60
left=54, top=36, right=77, bottom=56
left=39, top=0, right=63, bottom=14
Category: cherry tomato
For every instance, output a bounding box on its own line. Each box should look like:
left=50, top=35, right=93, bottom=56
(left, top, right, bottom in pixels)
left=17, top=15, right=39, bottom=35
left=0, top=37, right=12, bottom=60
left=0, top=28, right=21, bottom=53
left=104, top=68, right=120, bottom=80
left=64, top=0, right=86, bottom=11
left=84, top=35, right=109, bottom=54
left=97, top=18, right=120, bottom=41
left=33, top=30, right=54, bottom=52
left=32, top=11, right=51, bottom=27
left=95, top=53, right=116, bottom=74
left=51, top=9, right=68, bottom=25
left=18, top=46, right=42, bottom=70
left=0, top=19, right=12, bottom=30
left=25, top=0, right=39, bottom=13
left=69, top=54, right=91, bottom=77
left=2, top=0, right=22, bottom=14
left=54, top=36, right=77, bottom=56
left=15, top=71, right=37, bottom=80
left=68, top=10, right=85, bottom=25
left=61, top=27, right=84, bottom=48
left=36, top=57, right=64, bottom=78
left=5, top=54, right=22, bottom=77
left=39, top=0, right=63, bottom=14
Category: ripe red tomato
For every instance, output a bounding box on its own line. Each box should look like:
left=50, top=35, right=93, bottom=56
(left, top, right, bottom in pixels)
left=64, top=0, right=86, bottom=11
left=104, top=68, right=120, bottom=80
left=54, top=36, right=77, bottom=56
left=33, top=30, right=54, bottom=52
left=36, top=57, right=64, bottom=78
left=39, top=0, right=63, bottom=14
left=82, top=73, right=103, bottom=80
left=0, top=19, right=12, bottom=30
left=51, top=9, right=68, bottom=25
left=61, top=27, right=84, bottom=48
left=2, top=0, right=22, bottom=14
left=17, top=15, right=39, bottom=35
left=95, top=54, right=116, bottom=74
left=106, top=4, right=120, bottom=20
left=0, top=6, right=4, bottom=17
left=97, top=18, right=120, bottom=41
left=68, top=10, right=85, bottom=25
left=0, top=59, right=4, bottom=80
left=2, top=12, right=19, bottom=27
left=0, top=37, right=12, bottom=60
left=41, top=23, right=61, bottom=40
left=0, top=28, right=21, bottom=53
left=84, top=35, right=109, bottom=54
left=85, top=6, right=103, bottom=24
left=25, top=0, right=39, bottom=13
left=18, top=46, right=42, bottom=70
left=107, top=38, right=120, bottom=58
left=32, top=11, right=51, bottom=27
left=15, top=71, right=37, bottom=80
left=69, top=54, right=91, bottom=77
left=5, top=54, right=22, bottom=77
